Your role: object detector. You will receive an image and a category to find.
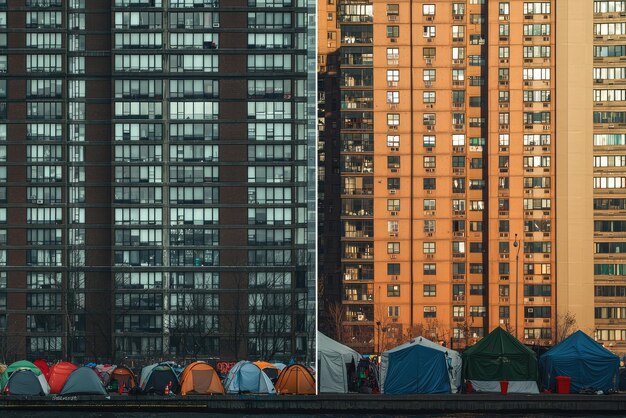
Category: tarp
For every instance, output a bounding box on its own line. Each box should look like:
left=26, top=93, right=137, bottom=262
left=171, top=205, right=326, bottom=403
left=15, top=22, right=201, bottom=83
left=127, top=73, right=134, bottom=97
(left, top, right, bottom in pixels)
left=48, top=362, right=78, bottom=394
left=274, top=364, right=316, bottom=395
left=462, top=327, right=539, bottom=394
left=254, top=361, right=281, bottom=381
left=7, top=370, right=47, bottom=395
left=317, top=332, right=360, bottom=393
left=179, top=362, right=224, bottom=395
left=140, top=363, right=179, bottom=394
left=94, top=364, right=116, bottom=385
left=33, top=359, right=50, bottom=381
left=380, top=336, right=461, bottom=394
left=539, top=330, right=619, bottom=393
left=60, top=367, right=107, bottom=396
left=223, top=361, right=276, bottom=394
left=109, top=365, right=137, bottom=391
left=0, top=360, right=47, bottom=393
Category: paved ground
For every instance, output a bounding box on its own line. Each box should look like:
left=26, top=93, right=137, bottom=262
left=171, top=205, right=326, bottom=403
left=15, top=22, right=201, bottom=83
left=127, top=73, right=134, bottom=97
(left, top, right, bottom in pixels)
left=2, top=393, right=626, bottom=415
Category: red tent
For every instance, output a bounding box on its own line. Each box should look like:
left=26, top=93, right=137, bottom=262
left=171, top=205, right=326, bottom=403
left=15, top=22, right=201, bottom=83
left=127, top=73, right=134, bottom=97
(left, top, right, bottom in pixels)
left=48, top=362, right=78, bottom=394
left=33, top=359, right=50, bottom=381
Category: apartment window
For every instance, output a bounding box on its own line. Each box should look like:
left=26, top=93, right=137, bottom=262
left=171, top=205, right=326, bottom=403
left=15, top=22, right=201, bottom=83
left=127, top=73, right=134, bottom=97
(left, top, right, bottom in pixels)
left=453, top=263, right=465, bottom=275
left=452, top=156, right=465, bottom=167
left=524, top=2, right=551, bottom=14
left=423, top=178, right=436, bottom=190
left=387, top=199, right=400, bottom=211
left=452, top=25, right=465, bottom=41
left=423, top=135, right=436, bottom=147
left=453, top=306, right=465, bottom=320
left=387, top=113, right=400, bottom=127
left=499, top=242, right=510, bottom=254
left=388, top=156, right=400, bottom=169
left=452, top=47, right=465, bottom=60
left=423, top=47, right=436, bottom=59
left=423, top=284, right=436, bottom=297
left=452, top=69, right=465, bottom=81
left=387, top=69, right=400, bottom=83
left=423, top=242, right=435, bottom=254
left=387, top=26, right=399, bottom=37
left=500, top=220, right=510, bottom=232
left=423, top=4, right=435, bottom=15
left=499, top=47, right=510, bottom=59
left=424, top=306, right=436, bottom=318
left=423, top=156, right=436, bottom=168
left=388, top=263, right=400, bottom=275
left=423, top=199, right=435, bottom=210
left=500, top=306, right=510, bottom=319
left=452, top=3, right=465, bottom=16
left=387, top=284, right=400, bottom=297
left=423, top=69, right=436, bottom=81
left=500, top=24, right=509, bottom=36
left=424, top=219, right=435, bottom=232
left=423, top=26, right=436, bottom=38
left=424, top=264, right=436, bottom=275
left=387, top=178, right=400, bottom=190
left=387, top=135, right=400, bottom=147
left=452, top=91, right=465, bottom=104
left=388, top=306, right=399, bottom=317
left=499, top=2, right=510, bottom=14
left=387, top=91, right=400, bottom=103
left=423, top=91, right=436, bottom=103
left=388, top=221, right=399, bottom=234
left=387, top=4, right=400, bottom=16
left=423, top=113, right=435, bottom=126
left=387, top=48, right=399, bottom=64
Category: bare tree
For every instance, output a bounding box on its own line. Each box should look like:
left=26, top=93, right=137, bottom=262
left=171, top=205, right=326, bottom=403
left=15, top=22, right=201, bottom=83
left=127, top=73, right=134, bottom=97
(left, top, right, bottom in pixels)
left=555, top=311, right=577, bottom=343
left=325, top=302, right=346, bottom=343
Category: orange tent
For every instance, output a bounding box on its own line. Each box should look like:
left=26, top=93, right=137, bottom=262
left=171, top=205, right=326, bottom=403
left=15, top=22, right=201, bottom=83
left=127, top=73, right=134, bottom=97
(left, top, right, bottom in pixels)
left=274, top=364, right=316, bottom=395
left=254, top=361, right=281, bottom=381
left=109, top=365, right=136, bottom=391
left=48, top=362, right=78, bottom=394
left=178, top=362, right=224, bottom=395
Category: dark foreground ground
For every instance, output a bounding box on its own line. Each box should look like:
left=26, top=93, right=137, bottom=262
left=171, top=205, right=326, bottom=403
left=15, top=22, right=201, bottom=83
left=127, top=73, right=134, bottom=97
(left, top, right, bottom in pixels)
left=2, top=393, right=626, bottom=417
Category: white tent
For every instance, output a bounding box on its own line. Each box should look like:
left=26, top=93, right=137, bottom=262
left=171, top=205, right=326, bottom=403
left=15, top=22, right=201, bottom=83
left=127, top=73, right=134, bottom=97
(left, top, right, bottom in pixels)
left=317, top=332, right=361, bottom=393
left=223, top=361, right=276, bottom=394
left=379, top=336, right=462, bottom=393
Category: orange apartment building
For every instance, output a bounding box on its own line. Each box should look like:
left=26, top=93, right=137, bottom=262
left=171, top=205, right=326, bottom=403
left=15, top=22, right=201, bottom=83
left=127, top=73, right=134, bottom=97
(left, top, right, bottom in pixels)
left=319, top=0, right=564, bottom=353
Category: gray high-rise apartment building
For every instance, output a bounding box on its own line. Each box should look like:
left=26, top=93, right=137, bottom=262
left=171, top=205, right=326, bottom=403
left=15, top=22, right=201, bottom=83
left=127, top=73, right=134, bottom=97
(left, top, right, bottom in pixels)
left=0, top=0, right=316, bottom=364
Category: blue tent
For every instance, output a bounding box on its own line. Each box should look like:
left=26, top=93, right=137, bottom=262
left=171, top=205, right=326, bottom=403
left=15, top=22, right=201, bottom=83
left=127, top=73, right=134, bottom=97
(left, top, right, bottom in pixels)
left=539, top=331, right=619, bottom=393
left=381, top=341, right=451, bottom=394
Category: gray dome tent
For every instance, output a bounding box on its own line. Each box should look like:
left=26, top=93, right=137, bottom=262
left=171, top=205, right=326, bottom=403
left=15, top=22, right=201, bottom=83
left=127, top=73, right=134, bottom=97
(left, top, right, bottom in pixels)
left=6, top=369, right=46, bottom=396
left=60, top=366, right=107, bottom=396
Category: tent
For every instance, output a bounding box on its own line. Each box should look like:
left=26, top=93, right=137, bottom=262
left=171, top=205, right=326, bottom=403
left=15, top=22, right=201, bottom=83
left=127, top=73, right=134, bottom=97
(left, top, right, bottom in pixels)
left=254, top=361, right=281, bottom=381
left=108, top=365, right=137, bottom=392
left=317, top=332, right=360, bottom=393
left=0, top=360, right=49, bottom=395
left=178, top=362, right=224, bottom=395
left=462, top=327, right=539, bottom=394
left=60, top=367, right=107, bottom=396
left=6, top=370, right=47, bottom=395
left=539, top=330, right=619, bottom=393
left=0, top=364, right=6, bottom=374
left=223, top=361, right=276, bottom=394
left=140, top=363, right=180, bottom=395
left=48, top=362, right=78, bottom=394
left=274, top=364, right=316, bottom=395
left=380, top=337, right=462, bottom=394
left=273, top=362, right=287, bottom=371
left=33, top=359, right=50, bottom=381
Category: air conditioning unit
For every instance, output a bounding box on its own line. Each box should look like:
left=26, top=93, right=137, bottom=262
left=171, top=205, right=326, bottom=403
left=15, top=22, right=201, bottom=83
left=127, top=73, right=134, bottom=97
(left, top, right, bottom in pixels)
left=36, top=199, right=44, bottom=205
left=212, top=23, right=220, bottom=28
left=390, top=211, right=398, bottom=216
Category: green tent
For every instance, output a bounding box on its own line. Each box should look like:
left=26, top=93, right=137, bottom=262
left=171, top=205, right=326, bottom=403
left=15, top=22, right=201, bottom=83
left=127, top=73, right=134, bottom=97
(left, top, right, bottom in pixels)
left=462, top=327, right=538, bottom=392
left=0, top=360, right=45, bottom=391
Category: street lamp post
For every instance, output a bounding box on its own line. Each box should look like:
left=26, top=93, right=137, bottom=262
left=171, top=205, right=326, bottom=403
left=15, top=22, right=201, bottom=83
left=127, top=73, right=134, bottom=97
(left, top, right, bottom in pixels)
left=376, top=320, right=381, bottom=354
left=513, top=234, right=521, bottom=339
